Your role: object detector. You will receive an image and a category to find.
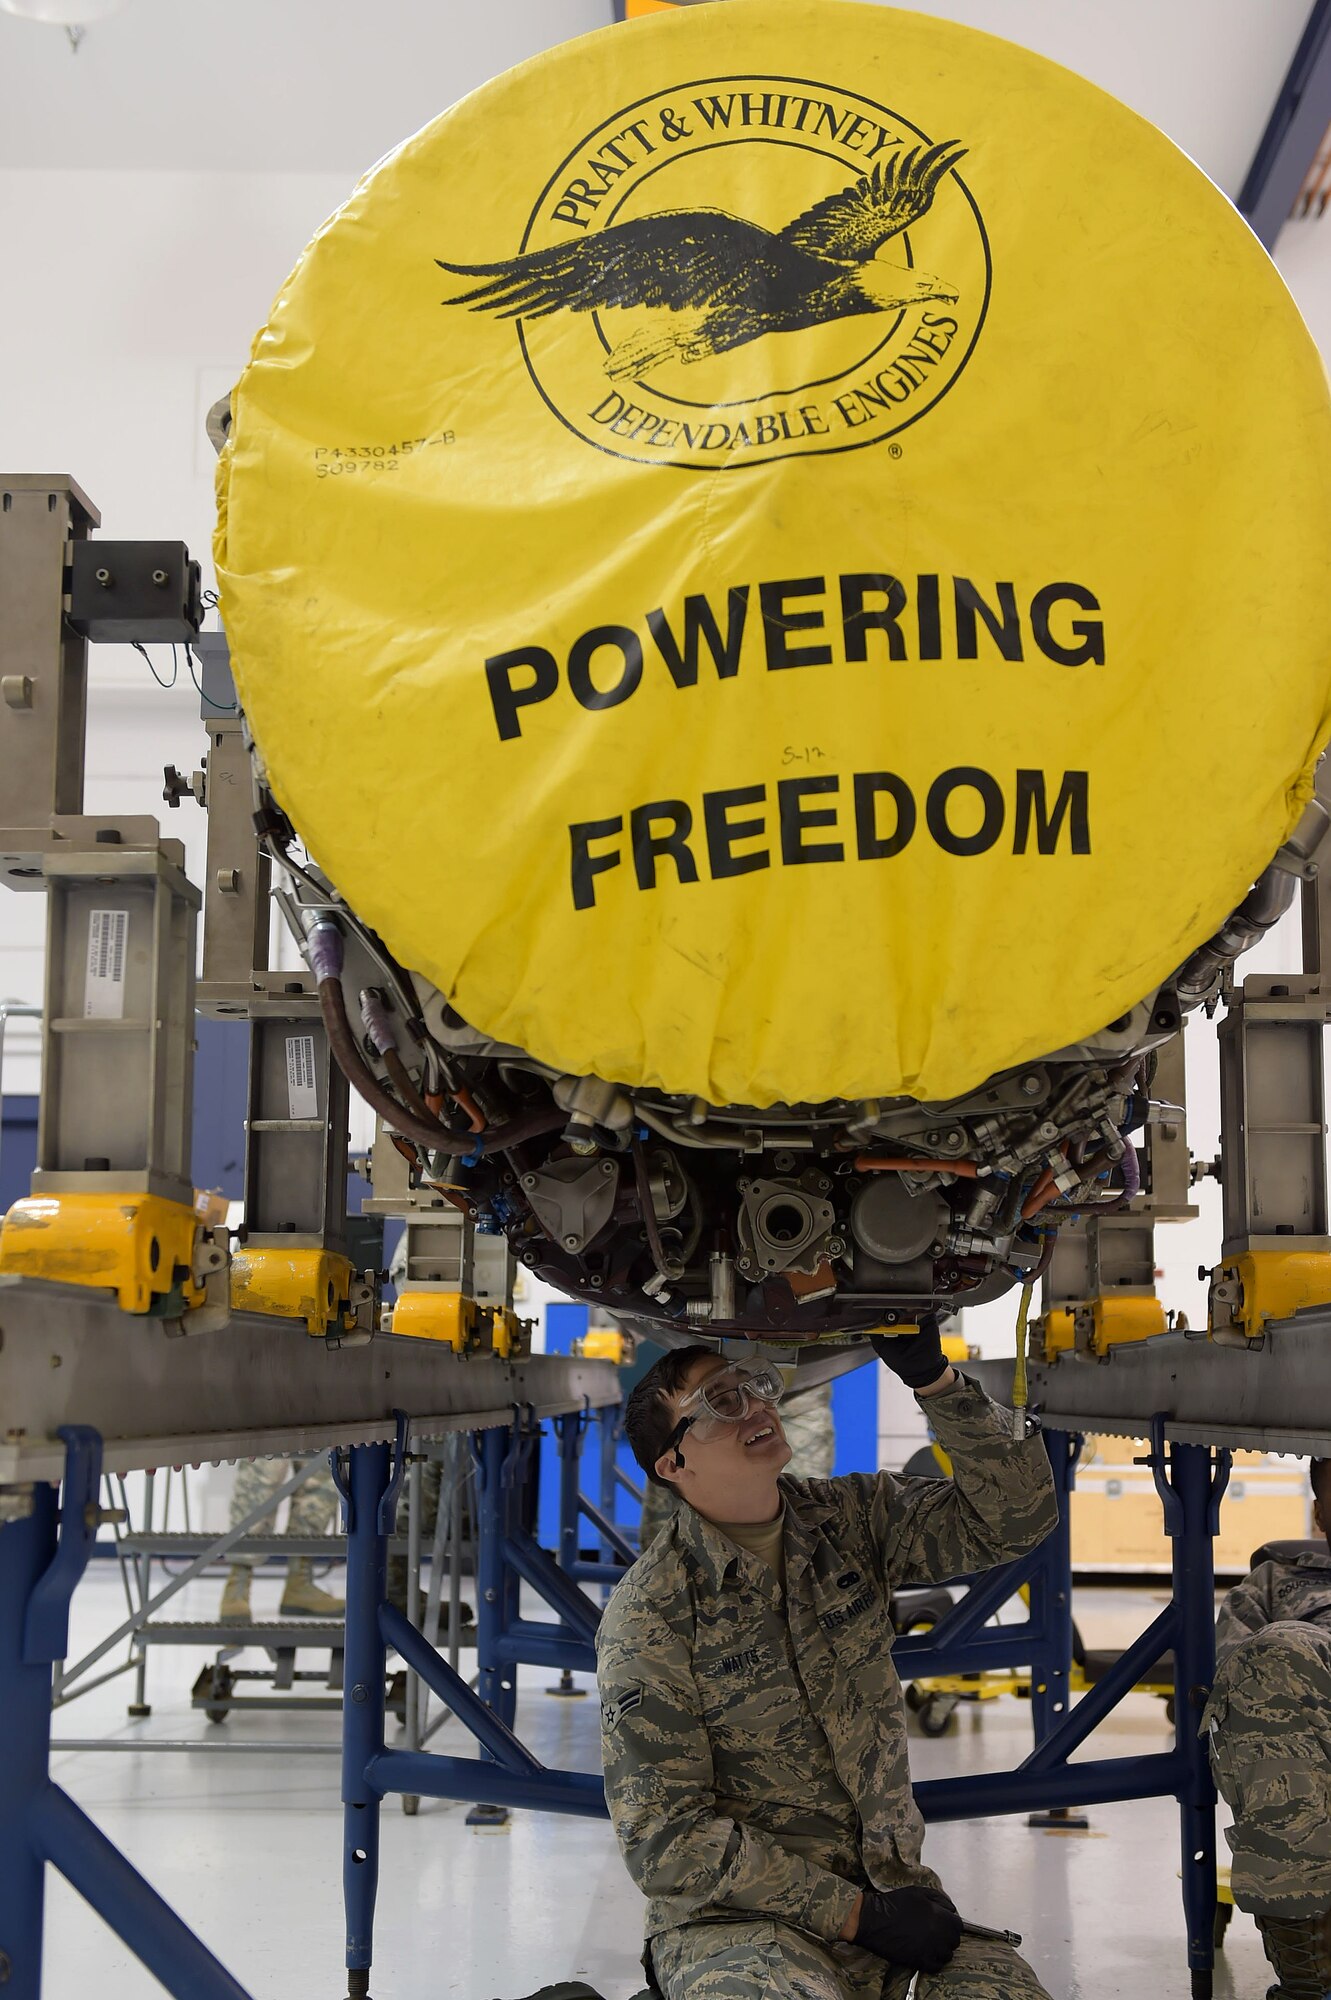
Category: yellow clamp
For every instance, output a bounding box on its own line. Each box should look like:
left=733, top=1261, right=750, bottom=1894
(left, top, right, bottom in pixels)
left=1040, top=1295, right=1166, bottom=1359
left=390, top=1288, right=478, bottom=1353
left=578, top=1326, right=625, bottom=1363
left=1209, top=1249, right=1331, bottom=1343
left=0, top=1192, right=203, bottom=1316
left=488, top=1305, right=523, bottom=1359
left=230, top=1247, right=356, bottom=1338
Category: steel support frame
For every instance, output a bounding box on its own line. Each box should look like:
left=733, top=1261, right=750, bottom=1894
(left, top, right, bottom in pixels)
left=555, top=1404, right=637, bottom=1589
left=0, top=1428, right=254, bottom=1999
left=891, top=1430, right=1080, bottom=1742
left=337, top=1428, right=607, bottom=1998
left=915, top=1421, right=1231, bottom=2000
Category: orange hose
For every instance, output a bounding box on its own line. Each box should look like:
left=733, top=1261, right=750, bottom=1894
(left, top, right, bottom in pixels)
left=854, top=1155, right=981, bottom=1178
left=452, top=1085, right=486, bottom=1134
left=1021, top=1161, right=1061, bottom=1221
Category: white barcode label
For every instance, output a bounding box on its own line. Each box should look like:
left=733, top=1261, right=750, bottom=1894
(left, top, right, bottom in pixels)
left=285, top=1033, right=318, bottom=1120
left=84, top=909, right=129, bottom=1020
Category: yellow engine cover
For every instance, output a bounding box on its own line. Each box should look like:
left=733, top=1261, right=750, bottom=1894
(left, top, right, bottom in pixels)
left=217, top=0, right=1331, bottom=1108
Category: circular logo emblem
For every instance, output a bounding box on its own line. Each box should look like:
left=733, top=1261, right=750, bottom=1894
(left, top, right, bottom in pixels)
left=440, top=75, right=990, bottom=471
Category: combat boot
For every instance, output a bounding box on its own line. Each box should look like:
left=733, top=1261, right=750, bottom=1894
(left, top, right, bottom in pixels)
left=280, top=1558, right=345, bottom=1619
left=1256, top=1909, right=1331, bottom=1998
left=219, top=1567, right=251, bottom=1623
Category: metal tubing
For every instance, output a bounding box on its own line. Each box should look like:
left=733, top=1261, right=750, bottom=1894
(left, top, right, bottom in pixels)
left=598, top=1403, right=619, bottom=1571
left=1169, top=1442, right=1228, bottom=1996
left=493, top=1625, right=598, bottom=1674
left=367, top=1748, right=609, bottom=1820
left=33, top=1785, right=252, bottom=2000
left=1026, top=1432, right=1079, bottom=1745
left=447, top=1438, right=465, bottom=1673
left=51, top=1739, right=341, bottom=1754
left=404, top=1456, right=422, bottom=1760
left=0, top=1482, right=59, bottom=1999
left=26, top=1425, right=102, bottom=1664
left=915, top=1750, right=1184, bottom=1823
left=890, top=1551, right=1040, bottom=1662
left=577, top=1492, right=637, bottom=1567
left=341, top=1442, right=389, bottom=1981
left=378, top=1603, right=543, bottom=1775
left=504, top=1526, right=601, bottom=1645
left=1021, top=1603, right=1178, bottom=1774
left=569, top=1559, right=632, bottom=1586
left=555, top=1412, right=582, bottom=1576
left=472, top=1427, right=518, bottom=1732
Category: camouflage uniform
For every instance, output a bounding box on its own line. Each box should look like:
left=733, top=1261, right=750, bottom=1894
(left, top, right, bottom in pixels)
left=638, top=1380, right=837, bottom=1552
left=598, top=1375, right=1057, bottom=1999
left=227, top=1454, right=341, bottom=1568
left=1203, top=1548, right=1331, bottom=1915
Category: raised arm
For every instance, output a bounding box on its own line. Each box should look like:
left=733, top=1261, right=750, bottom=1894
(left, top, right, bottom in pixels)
left=856, top=1371, right=1058, bottom=1589
left=596, top=1598, right=859, bottom=1941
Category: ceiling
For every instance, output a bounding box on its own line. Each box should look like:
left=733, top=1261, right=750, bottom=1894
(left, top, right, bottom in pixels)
left=0, top=0, right=1314, bottom=199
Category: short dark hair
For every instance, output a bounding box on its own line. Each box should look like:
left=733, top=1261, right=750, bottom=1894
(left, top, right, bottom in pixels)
left=624, top=1345, right=717, bottom=1489
left=1311, top=1458, right=1331, bottom=1512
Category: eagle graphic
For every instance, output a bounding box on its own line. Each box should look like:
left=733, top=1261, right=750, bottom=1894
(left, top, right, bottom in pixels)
left=439, top=140, right=966, bottom=383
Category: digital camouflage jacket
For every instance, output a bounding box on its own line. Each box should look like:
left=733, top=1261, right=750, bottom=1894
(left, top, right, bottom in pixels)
left=1215, top=1546, right=1331, bottom=1664
left=597, top=1374, right=1058, bottom=1944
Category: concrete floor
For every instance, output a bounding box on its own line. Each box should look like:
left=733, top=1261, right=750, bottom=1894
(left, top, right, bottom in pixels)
left=38, top=1572, right=1273, bottom=2000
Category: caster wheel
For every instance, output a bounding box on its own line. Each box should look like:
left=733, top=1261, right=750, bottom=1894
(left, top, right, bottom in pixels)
left=402, top=1795, right=420, bottom=1817
left=192, top=1662, right=233, bottom=1725
left=904, top=1683, right=926, bottom=1713
left=919, top=1696, right=956, bottom=1738
left=1213, top=1901, right=1233, bottom=1950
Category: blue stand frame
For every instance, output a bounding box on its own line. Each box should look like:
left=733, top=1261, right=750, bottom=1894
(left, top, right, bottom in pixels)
left=0, top=1428, right=254, bottom=1999
left=911, top=1421, right=1230, bottom=2000
left=1, top=1412, right=1228, bottom=1999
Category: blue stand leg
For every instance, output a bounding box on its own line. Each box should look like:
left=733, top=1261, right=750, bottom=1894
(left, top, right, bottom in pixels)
left=0, top=1483, right=58, bottom=1999
left=598, top=1406, right=618, bottom=1569
left=1168, top=1441, right=1228, bottom=2000
left=342, top=1443, right=389, bottom=2000
left=1, top=1434, right=254, bottom=2000
left=468, top=1427, right=518, bottom=1821
left=1024, top=1430, right=1087, bottom=1830
left=555, top=1413, right=581, bottom=1579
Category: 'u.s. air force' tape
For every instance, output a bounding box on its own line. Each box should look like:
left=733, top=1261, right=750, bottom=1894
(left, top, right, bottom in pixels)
left=217, top=0, right=1331, bottom=1109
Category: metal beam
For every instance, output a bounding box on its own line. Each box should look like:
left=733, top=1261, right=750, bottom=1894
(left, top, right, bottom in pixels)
left=0, top=1275, right=619, bottom=1481
left=970, top=1314, right=1331, bottom=1456
left=1237, top=0, right=1331, bottom=247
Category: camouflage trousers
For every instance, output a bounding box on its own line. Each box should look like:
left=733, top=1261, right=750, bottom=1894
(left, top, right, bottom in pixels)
left=649, top=1919, right=1050, bottom=2000
left=1203, top=1621, right=1331, bottom=1916
left=227, top=1454, right=340, bottom=1570
left=639, top=1382, right=837, bottom=1549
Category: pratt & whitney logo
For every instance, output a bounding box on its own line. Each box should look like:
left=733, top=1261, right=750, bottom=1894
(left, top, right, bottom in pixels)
left=439, top=76, right=990, bottom=471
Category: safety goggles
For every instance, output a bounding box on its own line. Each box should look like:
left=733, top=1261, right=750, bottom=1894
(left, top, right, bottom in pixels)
left=674, top=1363, right=785, bottom=1444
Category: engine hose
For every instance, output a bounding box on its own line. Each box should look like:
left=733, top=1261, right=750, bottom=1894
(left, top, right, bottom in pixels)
left=1174, top=863, right=1297, bottom=1004
left=318, top=976, right=463, bottom=1152
left=631, top=1133, right=682, bottom=1280
left=854, top=1154, right=981, bottom=1178
left=383, top=1047, right=440, bottom=1129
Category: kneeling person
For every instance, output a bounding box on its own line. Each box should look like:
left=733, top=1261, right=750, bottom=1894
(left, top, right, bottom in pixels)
left=1203, top=1457, right=1331, bottom=1997
left=596, top=1328, right=1058, bottom=2000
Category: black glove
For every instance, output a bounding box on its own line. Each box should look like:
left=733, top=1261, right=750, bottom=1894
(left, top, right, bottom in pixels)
left=853, top=1885, right=963, bottom=1971
left=871, top=1317, right=950, bottom=1392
